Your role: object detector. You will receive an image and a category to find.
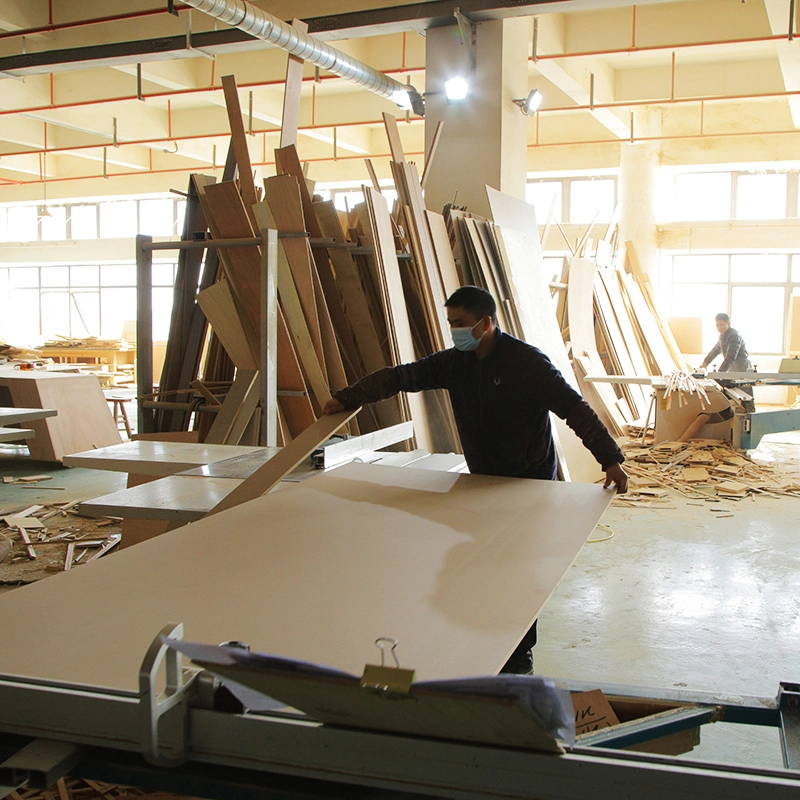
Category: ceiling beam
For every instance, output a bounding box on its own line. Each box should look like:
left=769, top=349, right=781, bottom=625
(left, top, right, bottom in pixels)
left=765, top=0, right=800, bottom=127
left=533, top=15, right=630, bottom=139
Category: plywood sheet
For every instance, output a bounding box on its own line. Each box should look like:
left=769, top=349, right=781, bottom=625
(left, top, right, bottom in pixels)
left=486, top=185, right=539, bottom=236
left=0, top=462, right=612, bottom=691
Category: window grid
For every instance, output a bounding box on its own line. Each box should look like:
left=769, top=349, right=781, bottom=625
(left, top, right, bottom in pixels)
left=663, top=253, right=800, bottom=356
left=526, top=176, right=618, bottom=225
left=0, top=197, right=185, bottom=244
left=1, top=262, right=177, bottom=341
left=670, top=169, right=800, bottom=223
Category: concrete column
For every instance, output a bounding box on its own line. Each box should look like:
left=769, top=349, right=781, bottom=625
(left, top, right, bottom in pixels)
left=424, top=18, right=531, bottom=219
left=619, top=138, right=660, bottom=280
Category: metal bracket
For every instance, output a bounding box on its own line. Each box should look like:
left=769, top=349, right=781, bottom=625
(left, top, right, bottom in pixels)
left=139, top=622, right=196, bottom=767
left=0, top=739, right=85, bottom=791
left=453, top=7, right=477, bottom=73
left=778, top=682, right=800, bottom=769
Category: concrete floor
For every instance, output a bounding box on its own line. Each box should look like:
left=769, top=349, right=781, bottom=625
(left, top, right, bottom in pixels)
left=1, top=433, right=798, bottom=773
left=538, top=430, right=800, bottom=771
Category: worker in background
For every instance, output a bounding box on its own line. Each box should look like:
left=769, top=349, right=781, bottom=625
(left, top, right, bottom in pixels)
left=323, top=285, right=628, bottom=675
left=699, top=312, right=755, bottom=411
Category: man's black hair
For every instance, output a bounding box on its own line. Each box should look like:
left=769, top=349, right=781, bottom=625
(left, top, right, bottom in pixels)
left=445, top=285, right=497, bottom=322
left=715, top=312, right=730, bottom=323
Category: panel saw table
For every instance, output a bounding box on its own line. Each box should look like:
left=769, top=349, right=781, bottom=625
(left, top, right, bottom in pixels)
left=1, top=443, right=798, bottom=798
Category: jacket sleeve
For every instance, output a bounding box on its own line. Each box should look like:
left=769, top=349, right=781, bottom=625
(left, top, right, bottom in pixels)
left=565, top=400, right=626, bottom=471
left=532, top=352, right=625, bottom=471
left=718, top=330, right=744, bottom=372
left=334, top=351, right=452, bottom=409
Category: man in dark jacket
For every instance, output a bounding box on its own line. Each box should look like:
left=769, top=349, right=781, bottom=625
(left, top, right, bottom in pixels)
left=699, top=312, right=755, bottom=411
left=324, top=285, right=627, bottom=673
left=700, top=313, right=751, bottom=373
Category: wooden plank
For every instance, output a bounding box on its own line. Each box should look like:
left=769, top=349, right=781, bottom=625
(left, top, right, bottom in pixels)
left=262, top=176, right=325, bottom=369
left=566, top=257, right=597, bottom=357
left=0, top=427, right=34, bottom=443
left=364, top=158, right=381, bottom=193
left=315, top=201, right=386, bottom=375
left=196, top=180, right=260, bottom=333
left=0, top=461, right=612, bottom=690
left=382, top=111, right=406, bottom=163
left=279, top=19, right=309, bottom=149
left=205, top=369, right=259, bottom=445
left=197, top=279, right=259, bottom=370
left=421, top=119, right=444, bottom=190
left=253, top=201, right=331, bottom=412
left=208, top=408, right=359, bottom=515
left=363, top=187, right=432, bottom=451
left=426, top=210, right=461, bottom=299
left=625, top=241, right=687, bottom=370
left=221, top=74, right=258, bottom=225
left=620, top=272, right=679, bottom=375
left=276, top=305, right=316, bottom=438
left=274, top=144, right=323, bottom=238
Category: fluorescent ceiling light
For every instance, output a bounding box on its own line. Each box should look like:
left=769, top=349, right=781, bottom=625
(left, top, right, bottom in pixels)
left=391, top=88, right=413, bottom=111
left=445, top=77, right=470, bottom=101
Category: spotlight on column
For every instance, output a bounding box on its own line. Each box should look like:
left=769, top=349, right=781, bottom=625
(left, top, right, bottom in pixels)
left=513, top=89, right=543, bottom=116
left=445, top=77, right=470, bottom=102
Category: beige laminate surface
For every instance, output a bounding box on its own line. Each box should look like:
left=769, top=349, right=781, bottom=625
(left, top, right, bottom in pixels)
left=0, top=462, right=613, bottom=692
left=62, top=441, right=265, bottom=477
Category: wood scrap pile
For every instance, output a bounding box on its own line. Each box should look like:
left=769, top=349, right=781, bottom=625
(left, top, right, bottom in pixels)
left=41, top=336, right=131, bottom=350
left=0, top=503, right=121, bottom=582
left=0, top=342, right=42, bottom=361
left=6, top=778, right=200, bottom=800
left=616, top=438, right=800, bottom=504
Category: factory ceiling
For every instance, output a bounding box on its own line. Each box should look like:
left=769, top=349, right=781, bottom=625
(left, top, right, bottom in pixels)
left=1, top=0, right=798, bottom=200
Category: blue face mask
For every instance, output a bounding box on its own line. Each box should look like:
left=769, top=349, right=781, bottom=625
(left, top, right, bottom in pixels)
left=451, top=319, right=485, bottom=352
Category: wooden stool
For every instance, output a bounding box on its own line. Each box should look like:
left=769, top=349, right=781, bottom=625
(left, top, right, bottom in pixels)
left=109, top=397, right=133, bottom=438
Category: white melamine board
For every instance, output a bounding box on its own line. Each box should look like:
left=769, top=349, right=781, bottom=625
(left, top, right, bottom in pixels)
left=0, top=407, right=57, bottom=425
left=78, top=475, right=241, bottom=522
left=496, top=228, right=603, bottom=484
left=62, top=441, right=264, bottom=477
left=566, top=258, right=597, bottom=357
left=0, top=462, right=612, bottom=691
left=486, top=185, right=539, bottom=236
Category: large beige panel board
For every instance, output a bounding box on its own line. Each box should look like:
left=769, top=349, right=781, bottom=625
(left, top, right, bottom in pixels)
left=486, top=185, right=538, bottom=236
left=0, top=462, right=612, bottom=691
left=667, top=317, right=703, bottom=355
left=495, top=229, right=603, bottom=484
left=1, top=373, right=120, bottom=461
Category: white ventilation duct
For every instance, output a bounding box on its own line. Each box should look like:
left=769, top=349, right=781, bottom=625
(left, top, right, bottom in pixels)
left=181, top=0, right=424, bottom=115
